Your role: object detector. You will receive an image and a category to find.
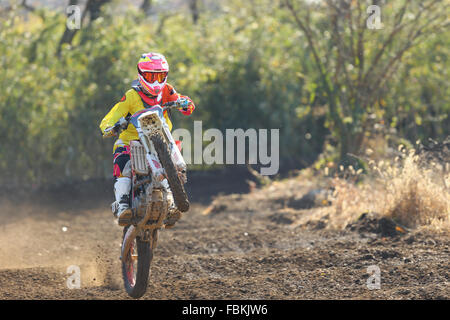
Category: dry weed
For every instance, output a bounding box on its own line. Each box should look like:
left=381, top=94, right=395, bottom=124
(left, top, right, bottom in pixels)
left=327, top=148, right=449, bottom=230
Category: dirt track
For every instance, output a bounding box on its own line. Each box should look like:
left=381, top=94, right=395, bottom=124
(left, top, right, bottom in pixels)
left=0, top=172, right=449, bottom=300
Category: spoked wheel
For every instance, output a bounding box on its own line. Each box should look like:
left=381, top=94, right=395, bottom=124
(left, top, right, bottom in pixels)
left=121, top=227, right=154, bottom=298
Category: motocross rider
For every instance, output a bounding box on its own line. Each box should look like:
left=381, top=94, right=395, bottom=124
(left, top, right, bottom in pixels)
left=99, top=52, right=195, bottom=225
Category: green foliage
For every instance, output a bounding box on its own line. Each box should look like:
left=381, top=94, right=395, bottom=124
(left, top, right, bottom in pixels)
left=0, top=0, right=448, bottom=186
left=282, top=0, right=449, bottom=162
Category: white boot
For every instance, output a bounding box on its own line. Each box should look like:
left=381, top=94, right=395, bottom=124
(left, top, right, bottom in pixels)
left=112, top=177, right=132, bottom=225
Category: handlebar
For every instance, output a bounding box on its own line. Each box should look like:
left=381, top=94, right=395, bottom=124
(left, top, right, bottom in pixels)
left=103, top=99, right=187, bottom=138
left=162, top=100, right=184, bottom=111
left=162, top=101, right=177, bottom=108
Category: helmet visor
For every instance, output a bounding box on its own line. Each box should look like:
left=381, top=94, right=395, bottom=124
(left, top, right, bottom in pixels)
left=141, top=71, right=167, bottom=83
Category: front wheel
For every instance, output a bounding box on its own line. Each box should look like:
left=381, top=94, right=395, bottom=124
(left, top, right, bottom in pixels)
left=121, top=227, right=154, bottom=298
left=151, top=134, right=190, bottom=212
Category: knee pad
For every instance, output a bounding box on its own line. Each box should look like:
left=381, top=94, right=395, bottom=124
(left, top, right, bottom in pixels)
left=121, top=160, right=132, bottom=178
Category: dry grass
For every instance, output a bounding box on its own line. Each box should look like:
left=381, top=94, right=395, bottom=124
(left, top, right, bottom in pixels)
left=325, top=147, right=450, bottom=230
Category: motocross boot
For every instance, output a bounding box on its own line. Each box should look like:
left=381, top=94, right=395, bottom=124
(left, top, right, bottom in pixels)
left=112, top=177, right=132, bottom=226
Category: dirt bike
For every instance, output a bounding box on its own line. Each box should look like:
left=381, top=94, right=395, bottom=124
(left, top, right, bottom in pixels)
left=104, top=99, right=190, bottom=298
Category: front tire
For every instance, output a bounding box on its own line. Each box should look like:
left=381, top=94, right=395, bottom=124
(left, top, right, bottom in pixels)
left=151, top=134, right=190, bottom=212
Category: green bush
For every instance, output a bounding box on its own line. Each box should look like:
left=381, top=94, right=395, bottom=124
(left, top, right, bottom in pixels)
left=0, top=1, right=448, bottom=187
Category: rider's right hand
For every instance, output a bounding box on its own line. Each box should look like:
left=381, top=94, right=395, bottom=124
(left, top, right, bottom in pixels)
left=103, top=117, right=129, bottom=138
left=102, top=126, right=117, bottom=138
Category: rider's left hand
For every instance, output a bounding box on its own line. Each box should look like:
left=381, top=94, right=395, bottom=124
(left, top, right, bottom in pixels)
left=177, top=98, right=192, bottom=112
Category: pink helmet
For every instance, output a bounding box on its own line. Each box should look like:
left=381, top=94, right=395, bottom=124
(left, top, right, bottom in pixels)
left=137, top=52, right=169, bottom=96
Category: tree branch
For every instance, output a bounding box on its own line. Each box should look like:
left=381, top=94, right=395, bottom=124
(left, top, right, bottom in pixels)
left=284, top=0, right=347, bottom=149
left=283, top=0, right=330, bottom=97
left=21, top=0, right=35, bottom=12
left=140, top=0, right=152, bottom=15
left=365, top=5, right=449, bottom=107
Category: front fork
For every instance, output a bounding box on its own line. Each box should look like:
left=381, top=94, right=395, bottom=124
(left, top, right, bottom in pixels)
left=145, top=134, right=187, bottom=187
left=163, top=126, right=188, bottom=184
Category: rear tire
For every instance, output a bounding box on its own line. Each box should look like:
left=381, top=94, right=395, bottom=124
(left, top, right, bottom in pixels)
left=121, top=227, right=153, bottom=299
left=151, top=134, right=190, bottom=212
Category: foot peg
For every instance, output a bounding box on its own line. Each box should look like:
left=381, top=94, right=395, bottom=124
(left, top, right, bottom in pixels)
left=117, top=209, right=132, bottom=226
left=112, top=201, right=132, bottom=226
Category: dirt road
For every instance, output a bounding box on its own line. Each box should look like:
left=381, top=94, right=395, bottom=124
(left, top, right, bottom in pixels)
left=0, top=173, right=448, bottom=299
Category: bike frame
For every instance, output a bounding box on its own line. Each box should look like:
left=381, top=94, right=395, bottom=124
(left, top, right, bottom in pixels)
left=121, top=104, right=186, bottom=260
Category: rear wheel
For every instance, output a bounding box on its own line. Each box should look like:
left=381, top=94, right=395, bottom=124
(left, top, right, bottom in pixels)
left=121, top=227, right=154, bottom=298
left=151, top=134, right=190, bottom=212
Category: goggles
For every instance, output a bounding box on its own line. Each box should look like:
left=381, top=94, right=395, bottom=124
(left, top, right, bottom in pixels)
left=141, top=71, right=167, bottom=83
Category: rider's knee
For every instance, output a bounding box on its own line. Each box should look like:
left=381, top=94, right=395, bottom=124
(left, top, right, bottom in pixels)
left=113, top=145, right=131, bottom=179
left=121, top=161, right=132, bottom=178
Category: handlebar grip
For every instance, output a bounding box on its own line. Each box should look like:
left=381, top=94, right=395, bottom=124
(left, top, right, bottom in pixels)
left=102, top=127, right=116, bottom=138
left=162, top=101, right=177, bottom=107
